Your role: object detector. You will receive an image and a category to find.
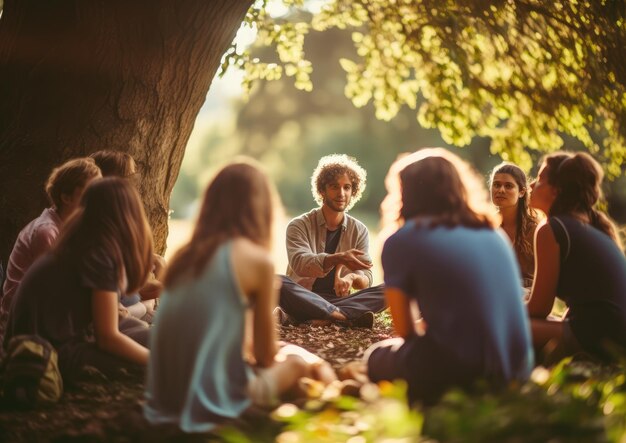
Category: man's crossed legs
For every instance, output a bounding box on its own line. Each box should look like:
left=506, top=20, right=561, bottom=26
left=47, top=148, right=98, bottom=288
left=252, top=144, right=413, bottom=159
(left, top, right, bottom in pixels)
left=278, top=275, right=386, bottom=328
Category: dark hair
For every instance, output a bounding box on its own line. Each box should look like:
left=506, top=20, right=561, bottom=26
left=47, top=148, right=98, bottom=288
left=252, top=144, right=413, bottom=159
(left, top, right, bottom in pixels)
left=45, top=158, right=102, bottom=210
left=382, top=148, right=498, bottom=231
left=55, top=178, right=154, bottom=294
left=543, top=151, right=622, bottom=249
left=311, top=154, right=366, bottom=210
left=490, top=162, right=539, bottom=261
left=90, top=151, right=136, bottom=178
left=164, top=160, right=279, bottom=288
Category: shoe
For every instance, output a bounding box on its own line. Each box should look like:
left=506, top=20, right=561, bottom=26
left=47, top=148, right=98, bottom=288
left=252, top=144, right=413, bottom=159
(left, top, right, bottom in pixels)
left=273, top=307, right=296, bottom=326
left=349, top=311, right=374, bottom=329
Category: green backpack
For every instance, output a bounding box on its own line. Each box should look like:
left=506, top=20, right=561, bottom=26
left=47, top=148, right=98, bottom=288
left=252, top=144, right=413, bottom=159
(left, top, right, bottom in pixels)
left=2, top=334, right=64, bottom=408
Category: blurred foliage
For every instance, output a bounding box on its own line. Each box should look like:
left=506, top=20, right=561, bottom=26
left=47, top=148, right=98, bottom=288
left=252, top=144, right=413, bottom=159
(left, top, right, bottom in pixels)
left=195, top=18, right=501, bottom=218
left=224, top=0, right=626, bottom=177
left=214, top=359, right=626, bottom=442
left=175, top=3, right=626, bottom=223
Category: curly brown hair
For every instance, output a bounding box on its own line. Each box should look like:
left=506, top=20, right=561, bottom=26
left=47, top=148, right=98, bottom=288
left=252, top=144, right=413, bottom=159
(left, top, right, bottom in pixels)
left=311, top=154, right=366, bottom=211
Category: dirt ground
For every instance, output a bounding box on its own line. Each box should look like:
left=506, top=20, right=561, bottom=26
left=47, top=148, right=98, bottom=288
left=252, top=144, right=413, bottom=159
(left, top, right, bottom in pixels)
left=0, top=317, right=394, bottom=442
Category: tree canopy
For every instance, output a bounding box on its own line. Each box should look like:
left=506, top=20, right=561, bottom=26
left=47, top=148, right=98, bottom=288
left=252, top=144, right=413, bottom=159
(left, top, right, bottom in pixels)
left=225, top=0, right=626, bottom=175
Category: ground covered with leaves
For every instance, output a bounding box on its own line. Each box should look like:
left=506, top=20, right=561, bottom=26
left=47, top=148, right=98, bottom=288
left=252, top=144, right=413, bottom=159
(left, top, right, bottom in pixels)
left=0, top=313, right=625, bottom=442
left=0, top=315, right=393, bottom=442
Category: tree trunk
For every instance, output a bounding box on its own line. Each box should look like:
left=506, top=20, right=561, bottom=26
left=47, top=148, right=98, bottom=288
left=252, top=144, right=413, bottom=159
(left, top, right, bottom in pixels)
left=0, top=0, right=253, bottom=264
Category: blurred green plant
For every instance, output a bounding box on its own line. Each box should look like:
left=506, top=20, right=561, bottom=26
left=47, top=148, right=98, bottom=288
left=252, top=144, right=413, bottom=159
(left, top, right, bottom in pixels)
left=225, top=0, right=626, bottom=176
left=214, top=359, right=626, bottom=442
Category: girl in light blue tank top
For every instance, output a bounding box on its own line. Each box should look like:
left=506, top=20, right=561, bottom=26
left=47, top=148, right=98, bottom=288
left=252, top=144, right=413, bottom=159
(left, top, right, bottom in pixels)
left=144, top=161, right=335, bottom=432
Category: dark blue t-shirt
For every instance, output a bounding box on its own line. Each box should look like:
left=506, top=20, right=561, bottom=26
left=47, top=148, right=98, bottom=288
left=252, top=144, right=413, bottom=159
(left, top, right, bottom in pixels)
left=382, top=220, right=533, bottom=383
left=549, top=216, right=626, bottom=357
left=312, top=228, right=342, bottom=296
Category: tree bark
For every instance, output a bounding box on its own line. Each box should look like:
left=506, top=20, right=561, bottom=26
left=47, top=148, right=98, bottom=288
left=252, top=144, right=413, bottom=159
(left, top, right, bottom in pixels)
left=0, top=0, right=253, bottom=264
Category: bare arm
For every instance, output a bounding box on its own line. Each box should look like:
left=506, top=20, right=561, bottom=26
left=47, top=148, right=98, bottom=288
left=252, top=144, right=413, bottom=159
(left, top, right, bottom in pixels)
left=386, top=287, right=415, bottom=338
left=252, top=258, right=279, bottom=367
left=527, top=221, right=560, bottom=318
left=233, top=239, right=278, bottom=368
left=92, top=290, right=149, bottom=365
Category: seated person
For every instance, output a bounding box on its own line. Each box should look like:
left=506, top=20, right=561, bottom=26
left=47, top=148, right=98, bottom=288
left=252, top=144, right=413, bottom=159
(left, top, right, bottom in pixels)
left=489, top=162, right=539, bottom=289
left=278, top=154, right=385, bottom=328
left=0, top=158, right=101, bottom=349
left=144, top=161, right=334, bottom=432
left=4, top=178, right=154, bottom=381
left=362, top=149, right=533, bottom=405
left=527, top=152, right=626, bottom=362
left=90, top=150, right=164, bottom=322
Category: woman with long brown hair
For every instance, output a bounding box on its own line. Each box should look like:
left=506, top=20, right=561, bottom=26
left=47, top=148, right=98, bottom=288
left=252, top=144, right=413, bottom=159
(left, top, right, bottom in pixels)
left=364, top=148, right=532, bottom=405
left=144, top=160, right=334, bottom=433
left=490, top=162, right=539, bottom=287
left=5, top=178, right=154, bottom=380
left=527, top=151, right=626, bottom=361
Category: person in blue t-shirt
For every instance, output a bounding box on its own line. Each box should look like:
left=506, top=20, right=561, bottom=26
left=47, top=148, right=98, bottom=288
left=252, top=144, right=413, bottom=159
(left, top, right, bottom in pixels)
left=527, top=151, right=626, bottom=362
left=362, top=148, right=533, bottom=405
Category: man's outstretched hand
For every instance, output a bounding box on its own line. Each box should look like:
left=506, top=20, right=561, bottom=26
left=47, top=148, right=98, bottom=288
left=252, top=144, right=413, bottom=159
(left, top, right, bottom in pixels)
left=326, top=249, right=372, bottom=271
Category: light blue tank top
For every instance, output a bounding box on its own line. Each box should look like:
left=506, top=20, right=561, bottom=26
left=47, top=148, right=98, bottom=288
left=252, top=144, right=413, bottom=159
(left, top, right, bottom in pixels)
left=144, top=241, right=253, bottom=432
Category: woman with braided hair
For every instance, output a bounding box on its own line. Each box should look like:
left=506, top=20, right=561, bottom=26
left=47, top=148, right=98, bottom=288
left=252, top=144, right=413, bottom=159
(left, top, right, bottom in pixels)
left=527, top=151, right=626, bottom=362
left=490, top=162, right=539, bottom=288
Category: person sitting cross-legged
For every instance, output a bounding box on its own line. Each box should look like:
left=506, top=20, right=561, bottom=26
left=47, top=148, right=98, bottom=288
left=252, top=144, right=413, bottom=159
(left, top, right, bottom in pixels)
left=277, top=154, right=386, bottom=329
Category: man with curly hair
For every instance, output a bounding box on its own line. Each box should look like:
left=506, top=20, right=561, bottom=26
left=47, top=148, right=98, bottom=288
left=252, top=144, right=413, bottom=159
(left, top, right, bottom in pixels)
left=277, top=154, right=385, bottom=328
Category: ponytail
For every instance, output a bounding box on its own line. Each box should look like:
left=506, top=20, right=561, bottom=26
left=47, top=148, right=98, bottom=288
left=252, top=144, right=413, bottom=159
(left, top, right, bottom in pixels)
left=589, top=209, right=623, bottom=251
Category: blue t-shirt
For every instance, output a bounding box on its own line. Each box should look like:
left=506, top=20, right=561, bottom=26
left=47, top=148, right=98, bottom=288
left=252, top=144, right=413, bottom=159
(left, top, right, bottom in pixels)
left=382, top=220, right=533, bottom=383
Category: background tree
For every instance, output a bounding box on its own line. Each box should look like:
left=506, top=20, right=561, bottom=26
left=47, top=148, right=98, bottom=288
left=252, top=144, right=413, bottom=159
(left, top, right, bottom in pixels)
left=184, top=21, right=496, bottom=218
left=229, top=0, right=626, bottom=175
left=2, top=0, right=625, bottom=265
left=0, top=0, right=253, bottom=264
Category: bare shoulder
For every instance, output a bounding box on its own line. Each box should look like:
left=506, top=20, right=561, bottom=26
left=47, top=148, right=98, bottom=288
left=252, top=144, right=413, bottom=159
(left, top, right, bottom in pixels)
left=535, top=219, right=555, bottom=239
left=231, top=237, right=274, bottom=274
left=231, top=237, right=274, bottom=298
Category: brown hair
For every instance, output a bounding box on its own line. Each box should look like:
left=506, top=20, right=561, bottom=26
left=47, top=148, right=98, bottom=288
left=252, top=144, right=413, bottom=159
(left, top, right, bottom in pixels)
left=311, top=154, right=366, bottom=210
left=55, top=177, right=154, bottom=294
left=543, top=151, right=622, bottom=249
left=164, top=160, right=279, bottom=288
left=45, top=158, right=102, bottom=210
left=381, top=148, right=499, bottom=234
left=90, top=150, right=136, bottom=178
left=490, top=162, right=539, bottom=261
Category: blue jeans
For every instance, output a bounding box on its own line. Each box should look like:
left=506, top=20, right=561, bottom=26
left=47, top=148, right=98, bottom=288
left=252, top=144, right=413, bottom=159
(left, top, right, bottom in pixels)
left=279, top=275, right=386, bottom=321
